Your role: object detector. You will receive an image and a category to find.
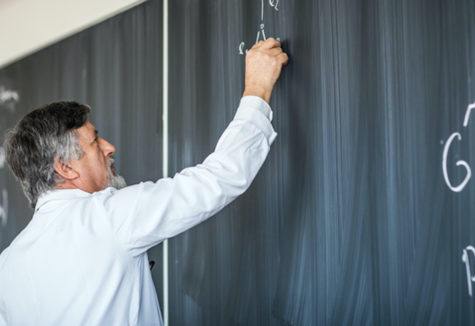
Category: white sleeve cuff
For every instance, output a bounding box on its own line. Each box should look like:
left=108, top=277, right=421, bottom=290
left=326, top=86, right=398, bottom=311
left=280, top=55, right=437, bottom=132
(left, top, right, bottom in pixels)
left=240, top=96, right=273, bottom=121
left=233, top=96, right=277, bottom=145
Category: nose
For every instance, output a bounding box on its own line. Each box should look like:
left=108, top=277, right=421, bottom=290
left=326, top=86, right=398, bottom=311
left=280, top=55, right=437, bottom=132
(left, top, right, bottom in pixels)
left=98, top=137, right=116, bottom=157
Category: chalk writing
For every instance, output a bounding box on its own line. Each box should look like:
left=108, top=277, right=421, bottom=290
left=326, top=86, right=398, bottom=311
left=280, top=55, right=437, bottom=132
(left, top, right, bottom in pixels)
left=269, top=0, right=279, bottom=10
left=442, top=132, right=471, bottom=192
left=256, top=23, right=267, bottom=44
left=0, top=87, right=19, bottom=105
left=0, top=146, right=5, bottom=169
left=462, top=246, right=475, bottom=296
left=0, top=146, right=7, bottom=227
left=0, top=189, right=7, bottom=227
left=445, top=103, right=475, bottom=296
left=463, top=103, right=475, bottom=128
left=442, top=102, right=475, bottom=192
left=238, top=0, right=280, bottom=55
left=0, top=86, right=19, bottom=113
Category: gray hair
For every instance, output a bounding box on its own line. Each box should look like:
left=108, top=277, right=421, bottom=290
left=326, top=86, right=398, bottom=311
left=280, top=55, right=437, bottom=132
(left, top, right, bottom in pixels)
left=4, top=101, right=91, bottom=208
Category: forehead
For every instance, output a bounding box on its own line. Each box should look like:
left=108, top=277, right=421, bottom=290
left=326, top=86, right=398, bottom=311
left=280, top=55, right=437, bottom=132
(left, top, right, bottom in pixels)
left=76, top=121, right=97, bottom=140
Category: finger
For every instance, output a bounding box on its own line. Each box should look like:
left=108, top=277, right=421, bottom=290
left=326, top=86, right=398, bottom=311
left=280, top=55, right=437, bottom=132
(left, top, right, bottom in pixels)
left=261, top=37, right=281, bottom=49
left=280, top=52, right=289, bottom=66
left=266, top=47, right=283, bottom=56
left=253, top=40, right=266, bottom=49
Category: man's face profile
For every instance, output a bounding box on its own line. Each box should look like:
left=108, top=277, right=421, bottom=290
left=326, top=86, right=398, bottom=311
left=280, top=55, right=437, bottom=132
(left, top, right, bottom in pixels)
left=57, top=120, right=126, bottom=193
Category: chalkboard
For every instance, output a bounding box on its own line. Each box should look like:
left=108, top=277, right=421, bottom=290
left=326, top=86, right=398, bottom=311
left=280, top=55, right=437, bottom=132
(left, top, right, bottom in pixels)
left=2, top=0, right=475, bottom=325
left=167, top=0, right=475, bottom=325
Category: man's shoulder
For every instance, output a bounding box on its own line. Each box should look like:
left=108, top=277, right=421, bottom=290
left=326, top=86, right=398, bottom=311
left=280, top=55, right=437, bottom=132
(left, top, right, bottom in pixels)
left=0, top=224, right=32, bottom=267
left=0, top=246, right=8, bottom=262
left=0, top=245, right=11, bottom=276
left=89, top=183, right=151, bottom=208
left=0, top=222, right=33, bottom=271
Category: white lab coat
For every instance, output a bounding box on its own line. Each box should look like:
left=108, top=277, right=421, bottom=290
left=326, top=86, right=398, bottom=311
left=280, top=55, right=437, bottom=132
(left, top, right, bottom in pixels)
left=0, top=96, right=276, bottom=326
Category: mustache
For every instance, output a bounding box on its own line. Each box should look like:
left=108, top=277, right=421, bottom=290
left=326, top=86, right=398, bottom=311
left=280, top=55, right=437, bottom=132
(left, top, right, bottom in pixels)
left=106, top=156, right=127, bottom=189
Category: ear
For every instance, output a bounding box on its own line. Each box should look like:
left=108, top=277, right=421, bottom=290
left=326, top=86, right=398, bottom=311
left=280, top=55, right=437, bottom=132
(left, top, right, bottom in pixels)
left=53, top=158, right=79, bottom=181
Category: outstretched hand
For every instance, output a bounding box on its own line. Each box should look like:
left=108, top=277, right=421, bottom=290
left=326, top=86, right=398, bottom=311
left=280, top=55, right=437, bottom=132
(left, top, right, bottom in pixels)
left=243, top=38, right=289, bottom=104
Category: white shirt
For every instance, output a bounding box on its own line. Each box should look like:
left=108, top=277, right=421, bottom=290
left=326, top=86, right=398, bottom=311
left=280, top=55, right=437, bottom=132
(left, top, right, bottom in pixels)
left=0, top=96, right=276, bottom=326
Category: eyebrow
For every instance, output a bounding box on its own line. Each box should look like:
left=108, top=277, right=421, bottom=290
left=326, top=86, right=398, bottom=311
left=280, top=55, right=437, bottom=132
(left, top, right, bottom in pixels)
left=92, top=129, right=98, bottom=142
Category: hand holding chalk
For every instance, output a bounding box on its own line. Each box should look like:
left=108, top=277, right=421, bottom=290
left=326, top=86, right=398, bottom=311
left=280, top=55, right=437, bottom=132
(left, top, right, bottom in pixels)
left=242, top=38, right=288, bottom=103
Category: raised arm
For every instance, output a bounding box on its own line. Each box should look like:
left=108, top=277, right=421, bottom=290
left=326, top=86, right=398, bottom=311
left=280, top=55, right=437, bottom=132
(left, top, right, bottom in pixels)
left=104, top=38, right=288, bottom=256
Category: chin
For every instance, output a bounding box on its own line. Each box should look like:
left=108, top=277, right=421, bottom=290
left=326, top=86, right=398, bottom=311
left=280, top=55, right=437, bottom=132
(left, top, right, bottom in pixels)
left=107, top=174, right=127, bottom=189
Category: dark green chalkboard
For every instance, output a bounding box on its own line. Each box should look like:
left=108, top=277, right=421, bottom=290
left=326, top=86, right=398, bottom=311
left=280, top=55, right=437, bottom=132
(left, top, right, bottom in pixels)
left=2, top=0, right=475, bottom=325
left=166, top=0, right=475, bottom=325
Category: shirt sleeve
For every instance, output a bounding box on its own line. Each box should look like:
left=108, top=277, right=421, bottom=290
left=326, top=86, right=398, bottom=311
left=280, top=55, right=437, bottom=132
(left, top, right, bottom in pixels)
left=102, top=96, right=277, bottom=256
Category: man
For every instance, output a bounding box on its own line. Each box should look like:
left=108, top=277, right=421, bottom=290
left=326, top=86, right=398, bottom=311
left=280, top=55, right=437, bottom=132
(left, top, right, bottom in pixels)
left=0, top=38, right=288, bottom=325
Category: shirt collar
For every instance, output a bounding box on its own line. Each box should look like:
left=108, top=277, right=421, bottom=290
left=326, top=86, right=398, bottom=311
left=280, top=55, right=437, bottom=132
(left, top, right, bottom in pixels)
left=35, top=188, right=92, bottom=213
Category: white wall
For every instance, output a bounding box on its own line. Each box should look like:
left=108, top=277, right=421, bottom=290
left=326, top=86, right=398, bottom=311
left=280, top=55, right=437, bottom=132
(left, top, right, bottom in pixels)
left=0, top=0, right=147, bottom=69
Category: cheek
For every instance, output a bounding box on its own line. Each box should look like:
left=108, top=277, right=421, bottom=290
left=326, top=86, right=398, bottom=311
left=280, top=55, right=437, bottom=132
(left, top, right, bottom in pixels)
left=85, top=153, right=106, bottom=177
